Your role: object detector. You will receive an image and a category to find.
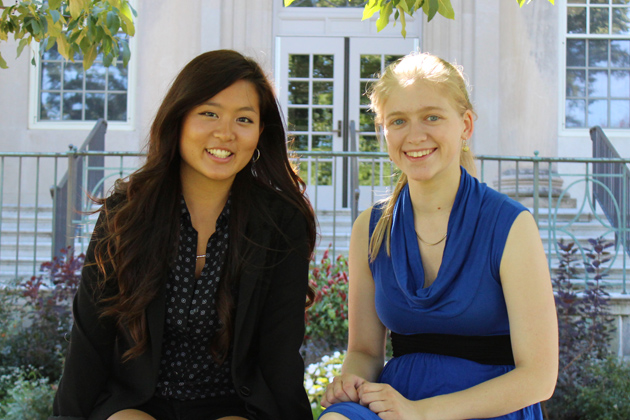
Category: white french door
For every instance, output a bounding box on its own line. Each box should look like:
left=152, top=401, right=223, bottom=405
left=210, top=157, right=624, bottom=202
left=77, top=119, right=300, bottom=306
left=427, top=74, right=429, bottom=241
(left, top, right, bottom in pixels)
left=277, top=36, right=417, bottom=210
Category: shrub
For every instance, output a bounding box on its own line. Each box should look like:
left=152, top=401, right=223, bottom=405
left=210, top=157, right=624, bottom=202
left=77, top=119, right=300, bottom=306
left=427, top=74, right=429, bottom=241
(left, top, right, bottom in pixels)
left=303, top=247, right=349, bottom=364
left=546, top=237, right=617, bottom=420
left=573, top=356, right=630, bottom=420
left=304, top=351, right=346, bottom=418
left=0, top=368, right=56, bottom=420
left=0, top=247, right=83, bottom=382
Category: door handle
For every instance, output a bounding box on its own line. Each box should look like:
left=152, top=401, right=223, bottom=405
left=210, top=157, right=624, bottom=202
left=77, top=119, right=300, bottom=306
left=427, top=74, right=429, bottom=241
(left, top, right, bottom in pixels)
left=333, top=120, right=342, bottom=137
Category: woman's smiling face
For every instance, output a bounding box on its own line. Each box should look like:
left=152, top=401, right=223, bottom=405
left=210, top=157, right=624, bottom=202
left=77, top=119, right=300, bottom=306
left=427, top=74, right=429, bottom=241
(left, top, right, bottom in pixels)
left=179, top=79, right=262, bottom=190
left=381, top=80, right=474, bottom=185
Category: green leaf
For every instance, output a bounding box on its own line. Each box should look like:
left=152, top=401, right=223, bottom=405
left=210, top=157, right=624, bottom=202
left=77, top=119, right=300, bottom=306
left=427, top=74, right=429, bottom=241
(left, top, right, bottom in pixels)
left=119, top=1, right=135, bottom=36
left=437, top=0, right=454, bottom=19
left=120, top=38, right=130, bottom=67
left=423, top=0, right=439, bottom=22
left=106, top=11, right=120, bottom=34
left=376, top=1, right=393, bottom=32
left=49, top=9, right=61, bottom=24
left=0, top=52, right=7, bottom=69
left=103, top=51, right=113, bottom=67
left=68, top=0, right=83, bottom=19
left=83, top=44, right=97, bottom=70
left=362, top=0, right=381, bottom=21
left=49, top=0, right=62, bottom=10
left=16, top=37, right=29, bottom=58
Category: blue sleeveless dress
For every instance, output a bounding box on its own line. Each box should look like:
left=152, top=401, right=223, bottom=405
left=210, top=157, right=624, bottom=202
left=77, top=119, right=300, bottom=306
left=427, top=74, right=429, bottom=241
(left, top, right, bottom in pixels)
left=320, top=168, right=543, bottom=420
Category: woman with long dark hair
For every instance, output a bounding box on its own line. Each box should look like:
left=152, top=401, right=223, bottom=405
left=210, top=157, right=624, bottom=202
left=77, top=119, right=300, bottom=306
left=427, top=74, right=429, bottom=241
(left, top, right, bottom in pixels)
left=50, top=50, right=317, bottom=420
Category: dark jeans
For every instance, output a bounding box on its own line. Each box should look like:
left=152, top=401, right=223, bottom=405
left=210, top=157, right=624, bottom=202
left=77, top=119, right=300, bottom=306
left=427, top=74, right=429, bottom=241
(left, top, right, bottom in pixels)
left=132, top=395, right=249, bottom=420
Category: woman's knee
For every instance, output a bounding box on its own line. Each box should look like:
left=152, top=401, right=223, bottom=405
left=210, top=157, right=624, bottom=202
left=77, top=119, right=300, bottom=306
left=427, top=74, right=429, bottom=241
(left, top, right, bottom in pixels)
left=107, top=409, right=157, bottom=420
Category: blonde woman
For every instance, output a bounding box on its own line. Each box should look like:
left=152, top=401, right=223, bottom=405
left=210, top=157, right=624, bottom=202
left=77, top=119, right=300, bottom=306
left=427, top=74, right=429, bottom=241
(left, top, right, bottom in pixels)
left=320, top=53, right=558, bottom=420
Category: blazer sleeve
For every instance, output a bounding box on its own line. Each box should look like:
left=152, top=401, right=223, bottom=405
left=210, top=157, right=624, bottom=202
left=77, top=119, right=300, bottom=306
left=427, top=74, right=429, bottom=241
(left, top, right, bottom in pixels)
left=50, top=210, right=117, bottom=420
left=256, top=208, right=313, bottom=420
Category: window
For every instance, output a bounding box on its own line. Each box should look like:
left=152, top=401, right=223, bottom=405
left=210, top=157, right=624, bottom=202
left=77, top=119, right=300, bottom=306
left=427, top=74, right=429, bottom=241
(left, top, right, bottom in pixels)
left=30, top=38, right=134, bottom=129
left=565, top=0, right=630, bottom=129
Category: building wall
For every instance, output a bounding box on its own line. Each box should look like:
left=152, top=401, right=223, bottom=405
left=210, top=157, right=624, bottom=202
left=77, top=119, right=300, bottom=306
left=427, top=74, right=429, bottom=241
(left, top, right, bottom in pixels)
left=0, top=0, right=626, bottom=200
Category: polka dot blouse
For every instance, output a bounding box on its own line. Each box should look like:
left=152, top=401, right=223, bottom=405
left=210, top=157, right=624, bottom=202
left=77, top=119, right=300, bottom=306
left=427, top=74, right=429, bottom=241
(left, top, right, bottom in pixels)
left=155, top=196, right=236, bottom=401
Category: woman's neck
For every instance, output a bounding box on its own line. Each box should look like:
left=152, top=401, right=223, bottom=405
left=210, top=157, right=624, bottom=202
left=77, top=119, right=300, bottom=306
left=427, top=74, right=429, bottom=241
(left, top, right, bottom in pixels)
left=407, top=167, right=461, bottom=217
left=181, top=177, right=232, bottom=226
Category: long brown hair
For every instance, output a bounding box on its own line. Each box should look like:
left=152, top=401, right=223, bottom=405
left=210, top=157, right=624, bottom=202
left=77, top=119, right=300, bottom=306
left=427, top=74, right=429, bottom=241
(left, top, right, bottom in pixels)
left=93, top=50, right=316, bottom=363
left=368, top=52, right=476, bottom=260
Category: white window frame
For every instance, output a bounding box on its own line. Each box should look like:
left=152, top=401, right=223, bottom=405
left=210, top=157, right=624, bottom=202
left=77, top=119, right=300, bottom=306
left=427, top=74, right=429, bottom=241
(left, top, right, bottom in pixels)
left=559, top=0, right=630, bottom=138
left=28, top=19, right=137, bottom=131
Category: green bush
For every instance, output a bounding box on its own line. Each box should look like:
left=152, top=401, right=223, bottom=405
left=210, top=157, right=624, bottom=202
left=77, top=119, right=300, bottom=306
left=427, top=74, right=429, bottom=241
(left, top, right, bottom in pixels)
left=572, top=356, right=630, bottom=420
left=0, top=369, right=56, bottom=420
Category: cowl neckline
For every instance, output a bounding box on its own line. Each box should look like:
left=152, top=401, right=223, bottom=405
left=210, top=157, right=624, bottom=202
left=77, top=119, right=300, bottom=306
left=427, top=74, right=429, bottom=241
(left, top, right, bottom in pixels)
left=390, top=167, right=485, bottom=311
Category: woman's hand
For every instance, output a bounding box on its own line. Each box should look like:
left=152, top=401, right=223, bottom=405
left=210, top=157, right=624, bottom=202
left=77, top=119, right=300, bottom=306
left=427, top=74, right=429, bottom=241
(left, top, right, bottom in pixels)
left=358, top=383, right=422, bottom=420
left=321, top=373, right=368, bottom=407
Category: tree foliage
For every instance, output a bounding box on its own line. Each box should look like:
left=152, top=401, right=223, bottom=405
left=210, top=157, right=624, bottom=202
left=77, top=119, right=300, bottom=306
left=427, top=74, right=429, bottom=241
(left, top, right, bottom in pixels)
left=286, top=0, right=555, bottom=38
left=0, top=0, right=136, bottom=69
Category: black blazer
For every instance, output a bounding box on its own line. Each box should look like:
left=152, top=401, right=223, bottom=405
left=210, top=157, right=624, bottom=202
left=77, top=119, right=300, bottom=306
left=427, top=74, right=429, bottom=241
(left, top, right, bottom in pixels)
left=49, top=193, right=313, bottom=420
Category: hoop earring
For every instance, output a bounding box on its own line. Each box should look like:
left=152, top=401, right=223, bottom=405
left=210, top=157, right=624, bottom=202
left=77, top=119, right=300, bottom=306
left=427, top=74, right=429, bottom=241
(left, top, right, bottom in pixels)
left=462, top=139, right=470, bottom=153
left=252, top=148, right=261, bottom=163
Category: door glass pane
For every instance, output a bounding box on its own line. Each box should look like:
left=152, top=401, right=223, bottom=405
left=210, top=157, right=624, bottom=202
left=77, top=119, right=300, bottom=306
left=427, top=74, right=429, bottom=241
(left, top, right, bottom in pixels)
left=313, top=55, right=334, bottom=78
left=289, top=55, right=309, bottom=78
left=288, top=108, right=309, bottom=131
left=312, top=81, right=333, bottom=105
left=360, top=81, right=372, bottom=105
left=311, top=161, right=332, bottom=185
left=313, top=108, right=333, bottom=131
left=384, top=55, right=403, bottom=67
left=290, top=134, right=309, bottom=151
left=360, top=55, right=381, bottom=78
left=359, top=135, right=379, bottom=152
left=288, top=81, right=309, bottom=104
left=312, top=135, right=333, bottom=151
left=359, top=108, right=375, bottom=132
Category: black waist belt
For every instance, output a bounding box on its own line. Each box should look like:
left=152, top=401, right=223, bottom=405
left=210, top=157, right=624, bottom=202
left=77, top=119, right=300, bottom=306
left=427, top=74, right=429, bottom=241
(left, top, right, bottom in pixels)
left=391, top=331, right=515, bottom=366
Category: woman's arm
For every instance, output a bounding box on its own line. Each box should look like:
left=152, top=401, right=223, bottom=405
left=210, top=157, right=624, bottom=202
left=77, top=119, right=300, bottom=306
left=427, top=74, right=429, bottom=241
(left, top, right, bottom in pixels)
left=321, top=207, right=388, bottom=406
left=255, top=208, right=313, bottom=420
left=358, top=210, right=559, bottom=420
left=51, top=211, right=117, bottom=419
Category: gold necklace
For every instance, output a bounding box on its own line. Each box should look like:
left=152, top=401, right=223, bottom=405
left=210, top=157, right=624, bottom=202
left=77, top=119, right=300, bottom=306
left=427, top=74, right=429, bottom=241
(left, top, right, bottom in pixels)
left=416, top=231, right=447, bottom=246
